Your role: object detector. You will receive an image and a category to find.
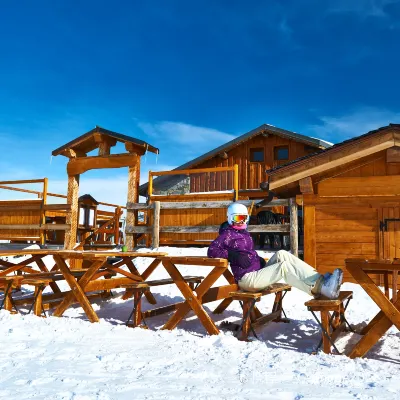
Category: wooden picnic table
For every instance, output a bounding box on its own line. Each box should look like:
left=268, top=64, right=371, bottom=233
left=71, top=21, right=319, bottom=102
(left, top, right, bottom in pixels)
left=0, top=250, right=237, bottom=334
left=0, top=249, right=167, bottom=322
left=159, top=256, right=230, bottom=335
left=345, top=258, right=400, bottom=358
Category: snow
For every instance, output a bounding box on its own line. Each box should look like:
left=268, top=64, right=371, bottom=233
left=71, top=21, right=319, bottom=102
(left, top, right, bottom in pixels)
left=1, top=246, right=400, bottom=399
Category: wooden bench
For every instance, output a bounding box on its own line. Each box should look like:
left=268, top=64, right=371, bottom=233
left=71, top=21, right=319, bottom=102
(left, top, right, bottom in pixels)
left=0, top=276, right=25, bottom=313
left=305, top=291, right=354, bottom=354
left=121, top=276, right=204, bottom=328
left=22, top=278, right=53, bottom=317
left=226, top=283, right=291, bottom=341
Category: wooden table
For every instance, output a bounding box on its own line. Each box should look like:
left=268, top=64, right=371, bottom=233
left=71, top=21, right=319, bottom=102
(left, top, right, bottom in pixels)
left=0, top=249, right=167, bottom=322
left=345, top=258, right=400, bottom=358
left=159, top=256, right=230, bottom=335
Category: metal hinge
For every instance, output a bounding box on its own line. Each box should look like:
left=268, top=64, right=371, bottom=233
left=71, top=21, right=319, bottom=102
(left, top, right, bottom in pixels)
left=380, top=218, right=400, bottom=231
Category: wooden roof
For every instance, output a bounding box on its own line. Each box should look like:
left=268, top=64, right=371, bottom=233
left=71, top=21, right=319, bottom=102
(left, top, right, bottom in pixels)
left=267, top=124, right=400, bottom=193
left=139, top=123, right=331, bottom=196
left=52, top=126, right=159, bottom=157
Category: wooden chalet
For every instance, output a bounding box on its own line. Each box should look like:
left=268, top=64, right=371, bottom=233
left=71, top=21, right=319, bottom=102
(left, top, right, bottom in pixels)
left=136, top=124, right=331, bottom=246
left=264, top=123, right=400, bottom=287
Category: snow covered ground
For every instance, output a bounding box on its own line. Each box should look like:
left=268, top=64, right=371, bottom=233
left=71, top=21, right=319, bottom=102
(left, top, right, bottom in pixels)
left=1, top=246, right=400, bottom=400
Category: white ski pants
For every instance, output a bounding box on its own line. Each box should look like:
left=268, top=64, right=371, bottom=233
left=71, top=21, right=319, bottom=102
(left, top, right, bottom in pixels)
left=238, top=250, right=320, bottom=295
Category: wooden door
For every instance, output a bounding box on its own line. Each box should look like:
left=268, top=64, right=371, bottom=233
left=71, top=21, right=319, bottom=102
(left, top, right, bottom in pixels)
left=380, top=207, right=400, bottom=259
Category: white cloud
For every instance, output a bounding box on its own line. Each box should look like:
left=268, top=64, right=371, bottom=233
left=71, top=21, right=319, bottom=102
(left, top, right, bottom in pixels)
left=328, top=0, right=399, bottom=18
left=308, top=106, right=400, bottom=142
left=138, top=121, right=235, bottom=145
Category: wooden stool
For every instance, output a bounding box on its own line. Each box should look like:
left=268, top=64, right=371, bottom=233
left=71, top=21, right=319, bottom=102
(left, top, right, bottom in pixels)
left=228, top=283, right=291, bottom=341
left=0, top=276, right=24, bottom=313
left=305, top=291, right=354, bottom=354
left=22, top=279, right=52, bottom=317
left=121, top=283, right=150, bottom=328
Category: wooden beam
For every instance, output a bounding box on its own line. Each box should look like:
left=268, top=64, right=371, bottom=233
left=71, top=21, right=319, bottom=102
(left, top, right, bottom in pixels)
left=289, top=198, right=298, bottom=257
left=67, top=153, right=138, bottom=175
left=126, top=224, right=290, bottom=234
left=387, top=147, right=400, bottom=163
left=126, top=199, right=290, bottom=210
left=302, top=194, right=400, bottom=207
left=125, top=155, right=140, bottom=250
left=269, top=133, right=395, bottom=190
left=218, top=151, right=228, bottom=159
left=299, top=177, right=314, bottom=194
left=152, top=201, right=160, bottom=248
left=125, top=142, right=146, bottom=155
left=304, top=205, right=316, bottom=268
left=64, top=174, right=80, bottom=251
left=61, top=148, right=87, bottom=158
left=93, top=133, right=117, bottom=156
left=0, top=224, right=70, bottom=230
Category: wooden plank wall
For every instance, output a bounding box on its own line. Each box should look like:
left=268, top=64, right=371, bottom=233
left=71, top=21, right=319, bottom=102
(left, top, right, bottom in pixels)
left=194, top=134, right=316, bottom=190
left=0, top=200, right=42, bottom=240
left=315, top=206, right=379, bottom=283
left=308, top=150, right=400, bottom=283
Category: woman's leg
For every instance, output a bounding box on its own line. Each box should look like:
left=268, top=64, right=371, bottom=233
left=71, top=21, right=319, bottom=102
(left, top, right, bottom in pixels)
left=239, top=250, right=320, bottom=294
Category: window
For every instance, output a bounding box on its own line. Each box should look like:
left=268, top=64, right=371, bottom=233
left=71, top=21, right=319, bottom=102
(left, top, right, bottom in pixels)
left=250, top=147, right=264, bottom=162
left=274, top=146, right=289, bottom=160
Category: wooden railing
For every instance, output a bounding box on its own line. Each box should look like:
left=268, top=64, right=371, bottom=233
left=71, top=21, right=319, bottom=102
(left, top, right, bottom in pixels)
left=148, top=165, right=239, bottom=200
left=125, top=198, right=298, bottom=256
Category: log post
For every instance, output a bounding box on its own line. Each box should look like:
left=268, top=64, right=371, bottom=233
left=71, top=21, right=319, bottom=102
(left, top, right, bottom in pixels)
left=289, top=197, right=298, bottom=257
left=125, top=156, right=140, bottom=250
left=64, top=174, right=80, bottom=250
left=40, top=177, right=48, bottom=246
left=152, top=201, right=160, bottom=248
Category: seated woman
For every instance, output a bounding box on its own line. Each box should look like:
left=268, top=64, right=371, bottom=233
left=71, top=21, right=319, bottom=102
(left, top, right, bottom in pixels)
left=207, top=203, right=343, bottom=299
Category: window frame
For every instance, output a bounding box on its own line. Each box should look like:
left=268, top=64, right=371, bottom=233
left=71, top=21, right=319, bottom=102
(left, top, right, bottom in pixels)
left=249, top=147, right=265, bottom=163
left=274, top=145, right=289, bottom=161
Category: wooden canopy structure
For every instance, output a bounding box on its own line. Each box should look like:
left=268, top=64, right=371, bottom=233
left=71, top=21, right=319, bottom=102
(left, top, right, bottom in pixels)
left=264, top=123, right=400, bottom=288
left=52, top=126, right=158, bottom=251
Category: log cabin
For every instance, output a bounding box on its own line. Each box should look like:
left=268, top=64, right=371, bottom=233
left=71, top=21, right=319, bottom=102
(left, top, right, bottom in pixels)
left=264, top=123, right=400, bottom=286
left=137, top=124, right=332, bottom=246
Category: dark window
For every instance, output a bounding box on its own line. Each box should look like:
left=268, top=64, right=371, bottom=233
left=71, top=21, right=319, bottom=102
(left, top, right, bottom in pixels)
left=250, top=148, right=264, bottom=162
left=274, top=146, right=289, bottom=160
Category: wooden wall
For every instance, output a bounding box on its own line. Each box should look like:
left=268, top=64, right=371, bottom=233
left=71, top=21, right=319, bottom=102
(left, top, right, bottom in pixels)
left=192, top=134, right=319, bottom=191
left=303, top=150, right=400, bottom=284
left=0, top=199, right=42, bottom=241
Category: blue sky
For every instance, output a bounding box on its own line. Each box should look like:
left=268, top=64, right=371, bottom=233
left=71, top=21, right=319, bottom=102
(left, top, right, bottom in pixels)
left=1, top=0, right=400, bottom=205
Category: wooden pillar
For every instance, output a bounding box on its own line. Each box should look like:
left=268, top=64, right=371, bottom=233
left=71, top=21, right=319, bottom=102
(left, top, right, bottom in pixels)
left=126, top=156, right=140, bottom=250
left=289, top=198, right=298, bottom=257
left=64, top=174, right=80, bottom=250
left=304, top=202, right=316, bottom=268
left=40, top=177, right=48, bottom=246
left=152, top=201, right=160, bottom=248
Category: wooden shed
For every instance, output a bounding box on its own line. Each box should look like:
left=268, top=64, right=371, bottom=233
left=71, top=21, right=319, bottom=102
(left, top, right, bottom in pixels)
left=265, top=124, right=400, bottom=286
left=136, top=124, right=331, bottom=246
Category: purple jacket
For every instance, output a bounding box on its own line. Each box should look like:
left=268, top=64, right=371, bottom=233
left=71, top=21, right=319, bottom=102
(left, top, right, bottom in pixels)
left=207, top=223, right=261, bottom=282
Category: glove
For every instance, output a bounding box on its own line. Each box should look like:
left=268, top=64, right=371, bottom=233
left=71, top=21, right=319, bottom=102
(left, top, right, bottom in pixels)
left=227, top=250, right=251, bottom=268
left=259, top=256, right=267, bottom=268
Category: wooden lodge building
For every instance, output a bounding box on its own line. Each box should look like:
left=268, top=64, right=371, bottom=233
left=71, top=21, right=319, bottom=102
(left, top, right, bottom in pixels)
left=264, top=124, right=400, bottom=285
left=140, top=124, right=332, bottom=199
left=137, top=124, right=332, bottom=246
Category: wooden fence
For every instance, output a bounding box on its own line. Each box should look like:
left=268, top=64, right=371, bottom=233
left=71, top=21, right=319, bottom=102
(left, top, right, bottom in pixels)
left=126, top=198, right=299, bottom=256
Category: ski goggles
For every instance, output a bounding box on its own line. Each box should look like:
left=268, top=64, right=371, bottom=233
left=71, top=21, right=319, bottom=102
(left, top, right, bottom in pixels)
left=231, top=214, right=249, bottom=223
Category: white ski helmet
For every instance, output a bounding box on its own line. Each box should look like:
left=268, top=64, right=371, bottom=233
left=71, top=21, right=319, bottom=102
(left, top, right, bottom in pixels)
left=227, top=203, right=249, bottom=225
